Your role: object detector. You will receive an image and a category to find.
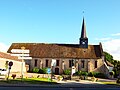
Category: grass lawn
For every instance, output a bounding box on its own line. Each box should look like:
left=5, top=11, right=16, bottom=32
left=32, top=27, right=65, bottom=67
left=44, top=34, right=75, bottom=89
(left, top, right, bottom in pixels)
left=101, top=82, right=116, bottom=85
left=101, top=81, right=120, bottom=87
left=0, top=78, right=58, bottom=84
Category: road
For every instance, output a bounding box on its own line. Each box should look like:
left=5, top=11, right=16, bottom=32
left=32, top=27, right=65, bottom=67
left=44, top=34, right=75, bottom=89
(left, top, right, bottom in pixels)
left=0, top=78, right=119, bottom=90
left=0, top=87, right=119, bottom=90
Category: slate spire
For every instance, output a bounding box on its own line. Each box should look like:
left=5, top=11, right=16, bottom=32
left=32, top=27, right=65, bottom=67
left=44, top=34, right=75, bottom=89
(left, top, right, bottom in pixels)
left=79, top=17, right=88, bottom=48
left=81, top=18, right=87, bottom=38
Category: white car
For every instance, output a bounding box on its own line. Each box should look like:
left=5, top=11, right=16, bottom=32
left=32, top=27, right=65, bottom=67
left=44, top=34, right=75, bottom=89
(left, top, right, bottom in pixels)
left=0, top=69, right=8, bottom=75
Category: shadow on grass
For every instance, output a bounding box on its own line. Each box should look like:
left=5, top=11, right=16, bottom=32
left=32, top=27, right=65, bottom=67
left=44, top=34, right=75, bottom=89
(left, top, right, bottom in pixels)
left=0, top=78, right=59, bottom=85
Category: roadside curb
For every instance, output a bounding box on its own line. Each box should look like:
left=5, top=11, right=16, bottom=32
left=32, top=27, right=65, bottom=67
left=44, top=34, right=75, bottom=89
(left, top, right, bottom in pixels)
left=0, top=83, right=120, bottom=88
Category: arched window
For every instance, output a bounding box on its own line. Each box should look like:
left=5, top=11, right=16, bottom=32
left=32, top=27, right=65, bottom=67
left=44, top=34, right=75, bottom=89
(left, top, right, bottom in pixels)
left=81, top=60, right=85, bottom=68
left=95, top=61, right=97, bottom=68
left=46, top=59, right=48, bottom=67
left=34, top=59, right=38, bottom=67
left=56, top=60, right=59, bottom=66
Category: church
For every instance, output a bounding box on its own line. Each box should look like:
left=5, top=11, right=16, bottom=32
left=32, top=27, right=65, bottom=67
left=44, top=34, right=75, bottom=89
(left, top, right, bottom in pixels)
left=7, top=18, right=111, bottom=76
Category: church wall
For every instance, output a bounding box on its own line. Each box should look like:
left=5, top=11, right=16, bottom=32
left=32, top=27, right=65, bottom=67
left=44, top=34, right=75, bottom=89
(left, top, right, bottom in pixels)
left=30, top=58, right=80, bottom=74
left=88, top=58, right=107, bottom=75
left=78, top=59, right=88, bottom=72
left=30, top=57, right=107, bottom=75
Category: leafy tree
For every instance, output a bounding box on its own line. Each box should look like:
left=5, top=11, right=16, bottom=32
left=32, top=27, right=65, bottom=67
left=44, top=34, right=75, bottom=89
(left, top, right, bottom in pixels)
left=5, top=61, right=9, bottom=70
left=104, top=51, right=120, bottom=78
left=109, top=71, right=115, bottom=76
left=104, top=51, right=114, bottom=64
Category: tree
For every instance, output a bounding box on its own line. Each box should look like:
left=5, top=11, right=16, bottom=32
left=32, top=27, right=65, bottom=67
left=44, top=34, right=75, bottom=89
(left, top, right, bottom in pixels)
left=104, top=51, right=120, bottom=78
left=5, top=61, right=9, bottom=70
left=104, top=51, right=114, bottom=64
left=109, top=71, right=115, bottom=78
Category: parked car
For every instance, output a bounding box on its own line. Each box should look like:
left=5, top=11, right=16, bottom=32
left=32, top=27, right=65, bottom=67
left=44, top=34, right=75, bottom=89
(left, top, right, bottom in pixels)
left=0, top=69, right=8, bottom=75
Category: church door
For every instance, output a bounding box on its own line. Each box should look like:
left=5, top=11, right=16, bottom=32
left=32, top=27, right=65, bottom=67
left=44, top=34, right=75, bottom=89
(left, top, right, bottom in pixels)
left=55, top=68, right=59, bottom=75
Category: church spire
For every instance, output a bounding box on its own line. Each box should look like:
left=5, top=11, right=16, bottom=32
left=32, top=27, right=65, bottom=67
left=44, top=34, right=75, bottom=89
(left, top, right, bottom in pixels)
left=79, top=17, right=88, bottom=48
left=81, top=17, right=87, bottom=38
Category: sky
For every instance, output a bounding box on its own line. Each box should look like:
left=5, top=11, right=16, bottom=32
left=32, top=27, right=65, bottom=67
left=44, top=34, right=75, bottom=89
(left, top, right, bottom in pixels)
left=0, top=0, right=120, bottom=60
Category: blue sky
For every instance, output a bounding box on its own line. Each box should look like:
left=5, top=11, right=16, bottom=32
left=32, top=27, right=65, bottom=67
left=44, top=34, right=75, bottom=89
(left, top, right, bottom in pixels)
left=0, top=0, right=120, bottom=60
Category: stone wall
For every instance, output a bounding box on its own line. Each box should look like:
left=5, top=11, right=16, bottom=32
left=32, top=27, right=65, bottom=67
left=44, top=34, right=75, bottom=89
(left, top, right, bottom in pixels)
left=30, top=57, right=107, bottom=75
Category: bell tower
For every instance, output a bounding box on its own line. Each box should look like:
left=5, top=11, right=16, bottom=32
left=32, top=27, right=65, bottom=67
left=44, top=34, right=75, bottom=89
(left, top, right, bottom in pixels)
left=79, top=18, right=88, bottom=48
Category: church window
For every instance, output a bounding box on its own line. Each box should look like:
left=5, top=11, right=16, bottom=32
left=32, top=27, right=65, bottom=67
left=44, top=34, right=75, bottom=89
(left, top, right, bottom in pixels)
left=34, top=59, right=38, bottom=67
left=69, top=60, right=74, bottom=67
left=56, top=60, right=59, bottom=66
left=46, top=59, right=48, bottom=67
left=81, top=60, right=85, bottom=68
left=69, top=60, right=72, bottom=67
left=95, top=61, right=97, bottom=68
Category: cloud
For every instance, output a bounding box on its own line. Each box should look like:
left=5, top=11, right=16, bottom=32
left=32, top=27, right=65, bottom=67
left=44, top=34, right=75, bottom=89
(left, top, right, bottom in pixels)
left=0, top=42, right=9, bottom=53
left=111, top=33, right=120, bottom=36
left=95, top=37, right=111, bottom=41
left=102, top=39, right=120, bottom=60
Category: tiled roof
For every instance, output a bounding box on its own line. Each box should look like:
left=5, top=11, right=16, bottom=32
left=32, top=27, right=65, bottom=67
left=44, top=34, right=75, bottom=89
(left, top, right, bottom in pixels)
left=7, top=43, right=103, bottom=59
left=0, top=51, right=22, bottom=62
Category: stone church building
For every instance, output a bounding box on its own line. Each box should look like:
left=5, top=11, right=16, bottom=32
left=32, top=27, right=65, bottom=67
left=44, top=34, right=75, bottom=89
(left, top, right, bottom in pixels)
left=7, top=18, right=110, bottom=76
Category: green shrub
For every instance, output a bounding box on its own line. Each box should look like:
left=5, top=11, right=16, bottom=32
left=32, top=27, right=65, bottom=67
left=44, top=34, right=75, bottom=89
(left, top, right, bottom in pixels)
left=94, top=73, right=107, bottom=78
left=88, top=72, right=107, bottom=78
left=75, top=71, right=88, bottom=76
left=109, top=71, right=115, bottom=76
left=74, top=71, right=81, bottom=76
left=39, top=68, right=47, bottom=74
left=81, top=71, right=88, bottom=76
left=32, top=67, right=39, bottom=73
left=116, top=78, right=120, bottom=83
left=42, top=68, right=47, bottom=74
left=88, top=72, right=94, bottom=77
left=63, top=69, right=71, bottom=75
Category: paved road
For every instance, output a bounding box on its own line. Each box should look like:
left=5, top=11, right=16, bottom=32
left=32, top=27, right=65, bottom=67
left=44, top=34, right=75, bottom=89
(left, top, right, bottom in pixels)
left=0, top=78, right=119, bottom=89
left=0, top=87, right=119, bottom=90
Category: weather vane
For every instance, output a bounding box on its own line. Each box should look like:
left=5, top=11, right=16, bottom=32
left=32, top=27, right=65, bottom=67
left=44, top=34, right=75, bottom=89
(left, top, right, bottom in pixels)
left=83, top=11, right=84, bottom=14
left=82, top=11, right=84, bottom=17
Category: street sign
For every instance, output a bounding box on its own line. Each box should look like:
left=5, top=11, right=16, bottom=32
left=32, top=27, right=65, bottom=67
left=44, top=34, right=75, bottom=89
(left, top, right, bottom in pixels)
left=9, top=61, right=13, bottom=66
left=47, top=68, right=51, bottom=74
left=51, top=59, right=56, bottom=66
left=11, top=54, right=30, bottom=57
left=11, top=49, right=30, bottom=53
left=11, top=49, right=32, bottom=60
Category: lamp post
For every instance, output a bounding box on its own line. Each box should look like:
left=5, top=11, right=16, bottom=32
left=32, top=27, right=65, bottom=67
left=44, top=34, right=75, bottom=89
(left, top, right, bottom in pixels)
left=21, top=46, right=25, bottom=80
